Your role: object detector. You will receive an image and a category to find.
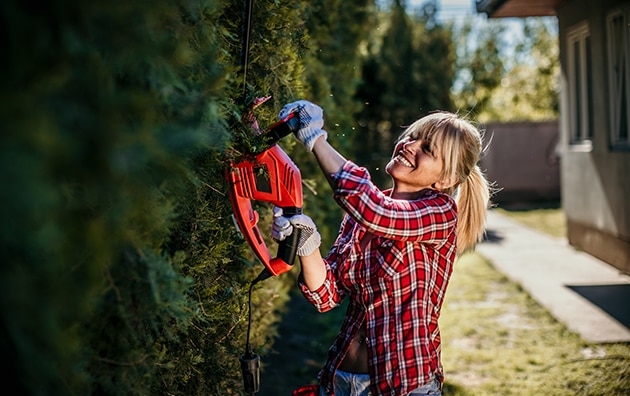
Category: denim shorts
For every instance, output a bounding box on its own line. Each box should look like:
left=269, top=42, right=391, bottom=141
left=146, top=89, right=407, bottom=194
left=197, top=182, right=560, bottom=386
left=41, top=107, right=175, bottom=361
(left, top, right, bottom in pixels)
left=320, top=370, right=442, bottom=396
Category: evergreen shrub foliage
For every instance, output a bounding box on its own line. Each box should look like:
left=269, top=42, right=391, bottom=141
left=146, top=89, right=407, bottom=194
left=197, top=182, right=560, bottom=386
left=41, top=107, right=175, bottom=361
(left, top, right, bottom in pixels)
left=0, top=0, right=314, bottom=394
left=1, top=0, right=382, bottom=392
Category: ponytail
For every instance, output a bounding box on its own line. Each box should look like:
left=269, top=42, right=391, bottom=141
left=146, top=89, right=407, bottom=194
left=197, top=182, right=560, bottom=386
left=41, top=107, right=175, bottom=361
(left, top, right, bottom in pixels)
left=455, top=165, right=491, bottom=253
left=401, top=111, right=494, bottom=253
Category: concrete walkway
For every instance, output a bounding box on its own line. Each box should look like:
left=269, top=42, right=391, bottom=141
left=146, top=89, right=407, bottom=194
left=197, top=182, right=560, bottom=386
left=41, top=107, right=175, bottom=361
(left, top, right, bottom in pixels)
left=477, top=210, right=630, bottom=344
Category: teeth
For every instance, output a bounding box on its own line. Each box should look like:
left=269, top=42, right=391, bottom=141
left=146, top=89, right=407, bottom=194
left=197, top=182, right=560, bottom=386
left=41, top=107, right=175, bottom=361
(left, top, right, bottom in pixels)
left=397, top=155, right=414, bottom=168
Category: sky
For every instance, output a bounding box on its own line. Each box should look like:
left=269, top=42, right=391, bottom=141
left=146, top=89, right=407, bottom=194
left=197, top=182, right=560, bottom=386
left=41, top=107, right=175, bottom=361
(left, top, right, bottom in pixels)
left=384, top=0, right=558, bottom=71
left=408, top=0, right=480, bottom=23
left=407, top=0, right=531, bottom=59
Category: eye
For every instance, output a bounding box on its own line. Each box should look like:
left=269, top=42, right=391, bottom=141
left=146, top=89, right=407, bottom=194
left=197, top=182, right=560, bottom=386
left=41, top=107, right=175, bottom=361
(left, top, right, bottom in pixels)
left=422, top=143, right=433, bottom=155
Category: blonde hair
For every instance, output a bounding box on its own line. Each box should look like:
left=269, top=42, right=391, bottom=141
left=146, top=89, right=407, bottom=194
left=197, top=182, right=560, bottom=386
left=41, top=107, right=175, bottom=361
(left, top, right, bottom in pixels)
left=399, top=111, right=492, bottom=253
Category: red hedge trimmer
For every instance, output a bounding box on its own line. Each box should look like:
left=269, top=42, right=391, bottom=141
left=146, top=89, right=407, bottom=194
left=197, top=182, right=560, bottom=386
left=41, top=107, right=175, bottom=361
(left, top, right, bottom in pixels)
left=227, top=0, right=303, bottom=393
left=228, top=101, right=303, bottom=282
left=228, top=99, right=302, bottom=395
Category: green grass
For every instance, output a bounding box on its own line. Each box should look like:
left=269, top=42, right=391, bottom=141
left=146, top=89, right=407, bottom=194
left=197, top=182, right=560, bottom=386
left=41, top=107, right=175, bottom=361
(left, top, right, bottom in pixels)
left=441, top=252, right=630, bottom=395
left=495, top=206, right=567, bottom=238
left=439, top=207, right=629, bottom=395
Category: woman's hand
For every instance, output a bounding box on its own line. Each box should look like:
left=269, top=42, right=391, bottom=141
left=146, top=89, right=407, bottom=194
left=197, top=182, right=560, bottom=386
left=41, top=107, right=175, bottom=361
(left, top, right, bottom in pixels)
left=271, top=207, right=321, bottom=257
left=272, top=207, right=327, bottom=291
left=279, top=100, right=328, bottom=152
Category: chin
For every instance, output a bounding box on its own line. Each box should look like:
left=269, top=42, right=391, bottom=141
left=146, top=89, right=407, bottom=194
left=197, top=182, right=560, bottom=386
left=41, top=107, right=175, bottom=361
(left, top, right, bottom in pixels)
left=385, top=160, right=395, bottom=176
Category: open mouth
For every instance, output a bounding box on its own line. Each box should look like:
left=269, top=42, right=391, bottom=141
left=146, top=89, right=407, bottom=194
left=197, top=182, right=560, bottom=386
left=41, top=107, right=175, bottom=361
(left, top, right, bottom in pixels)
left=395, top=152, right=415, bottom=168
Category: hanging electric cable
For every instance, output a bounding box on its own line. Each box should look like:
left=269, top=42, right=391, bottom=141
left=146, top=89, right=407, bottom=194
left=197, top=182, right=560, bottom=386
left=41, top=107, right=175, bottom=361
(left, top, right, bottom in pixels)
left=240, top=0, right=254, bottom=103
left=237, top=0, right=261, bottom=392
left=239, top=274, right=266, bottom=394
left=231, top=0, right=304, bottom=394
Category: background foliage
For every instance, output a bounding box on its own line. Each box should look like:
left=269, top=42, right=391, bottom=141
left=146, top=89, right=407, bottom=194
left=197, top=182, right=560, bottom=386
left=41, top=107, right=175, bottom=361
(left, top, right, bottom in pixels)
left=451, top=16, right=559, bottom=122
left=0, top=0, right=558, bottom=394
left=354, top=0, right=455, bottom=188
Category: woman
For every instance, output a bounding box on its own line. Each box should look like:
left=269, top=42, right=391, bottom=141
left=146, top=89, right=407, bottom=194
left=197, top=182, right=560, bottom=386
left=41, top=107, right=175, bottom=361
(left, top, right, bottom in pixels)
left=273, top=100, right=492, bottom=396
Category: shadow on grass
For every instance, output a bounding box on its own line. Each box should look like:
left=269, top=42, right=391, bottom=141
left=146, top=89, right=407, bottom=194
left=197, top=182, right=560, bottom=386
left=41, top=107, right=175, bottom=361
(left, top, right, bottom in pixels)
left=443, top=381, right=473, bottom=396
left=258, top=287, right=346, bottom=395
left=496, top=200, right=561, bottom=212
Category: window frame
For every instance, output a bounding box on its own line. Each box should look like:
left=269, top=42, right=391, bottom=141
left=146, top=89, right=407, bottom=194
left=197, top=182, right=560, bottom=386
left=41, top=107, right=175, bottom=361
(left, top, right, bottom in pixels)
left=607, top=7, right=630, bottom=150
left=567, top=22, right=593, bottom=149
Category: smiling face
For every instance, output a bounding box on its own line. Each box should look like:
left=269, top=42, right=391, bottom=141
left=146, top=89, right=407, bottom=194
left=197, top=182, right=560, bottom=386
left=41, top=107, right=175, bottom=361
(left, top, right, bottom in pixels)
left=385, top=111, right=478, bottom=199
left=385, top=136, right=445, bottom=198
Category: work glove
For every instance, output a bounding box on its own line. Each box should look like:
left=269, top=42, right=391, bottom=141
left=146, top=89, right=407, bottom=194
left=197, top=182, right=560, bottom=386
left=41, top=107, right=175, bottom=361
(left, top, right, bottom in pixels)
left=271, top=206, right=293, bottom=242
left=279, top=100, right=328, bottom=152
left=271, top=206, right=321, bottom=257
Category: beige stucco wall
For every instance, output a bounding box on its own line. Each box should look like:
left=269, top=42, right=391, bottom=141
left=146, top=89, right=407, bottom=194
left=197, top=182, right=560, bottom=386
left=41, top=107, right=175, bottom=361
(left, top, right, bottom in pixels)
left=558, top=0, right=630, bottom=272
left=481, top=121, right=561, bottom=204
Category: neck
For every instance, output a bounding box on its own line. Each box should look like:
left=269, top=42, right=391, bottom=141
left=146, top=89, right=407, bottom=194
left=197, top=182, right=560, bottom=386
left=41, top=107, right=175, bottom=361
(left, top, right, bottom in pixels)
left=390, top=188, right=433, bottom=200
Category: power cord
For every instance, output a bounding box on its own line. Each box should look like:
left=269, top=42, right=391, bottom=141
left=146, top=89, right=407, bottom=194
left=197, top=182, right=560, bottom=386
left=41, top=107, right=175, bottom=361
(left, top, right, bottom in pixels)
left=240, top=269, right=271, bottom=394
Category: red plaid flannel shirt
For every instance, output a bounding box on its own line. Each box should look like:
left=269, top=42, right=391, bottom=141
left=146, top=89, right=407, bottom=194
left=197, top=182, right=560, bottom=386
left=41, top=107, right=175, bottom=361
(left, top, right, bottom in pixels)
left=299, top=161, right=457, bottom=395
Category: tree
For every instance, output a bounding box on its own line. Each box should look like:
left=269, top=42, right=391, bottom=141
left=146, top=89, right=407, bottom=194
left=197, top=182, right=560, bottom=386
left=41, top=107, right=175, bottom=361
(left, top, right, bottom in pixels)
left=0, top=0, right=244, bottom=393
left=486, top=18, right=560, bottom=121
left=269, top=0, right=379, bottom=253
left=452, top=16, right=559, bottom=122
left=451, top=16, right=507, bottom=119
left=353, top=0, right=455, bottom=188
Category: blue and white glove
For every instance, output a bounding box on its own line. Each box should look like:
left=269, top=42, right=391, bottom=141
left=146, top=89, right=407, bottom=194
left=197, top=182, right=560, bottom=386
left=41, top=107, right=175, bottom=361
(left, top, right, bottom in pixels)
left=271, top=206, right=293, bottom=242
left=279, top=100, right=328, bottom=152
left=271, top=206, right=322, bottom=257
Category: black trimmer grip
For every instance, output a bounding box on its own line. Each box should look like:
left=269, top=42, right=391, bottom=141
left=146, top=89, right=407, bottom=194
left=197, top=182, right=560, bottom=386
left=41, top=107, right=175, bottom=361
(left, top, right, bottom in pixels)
left=277, top=207, right=302, bottom=265
left=256, top=111, right=300, bottom=151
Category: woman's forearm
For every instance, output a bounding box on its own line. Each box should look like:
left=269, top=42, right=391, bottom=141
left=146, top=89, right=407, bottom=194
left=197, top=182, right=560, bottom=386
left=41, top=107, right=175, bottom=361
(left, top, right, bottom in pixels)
left=312, top=137, right=347, bottom=189
left=299, top=249, right=327, bottom=291
left=299, top=137, right=344, bottom=290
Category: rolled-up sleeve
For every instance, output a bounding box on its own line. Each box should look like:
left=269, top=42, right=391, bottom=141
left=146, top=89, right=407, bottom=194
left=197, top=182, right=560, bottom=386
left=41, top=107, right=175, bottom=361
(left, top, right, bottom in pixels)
left=297, top=262, right=344, bottom=313
left=297, top=215, right=353, bottom=312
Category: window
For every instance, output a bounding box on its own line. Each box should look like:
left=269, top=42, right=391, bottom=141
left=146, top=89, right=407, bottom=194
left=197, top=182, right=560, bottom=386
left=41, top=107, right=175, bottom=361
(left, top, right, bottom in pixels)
left=607, top=7, right=630, bottom=149
left=567, top=22, right=593, bottom=146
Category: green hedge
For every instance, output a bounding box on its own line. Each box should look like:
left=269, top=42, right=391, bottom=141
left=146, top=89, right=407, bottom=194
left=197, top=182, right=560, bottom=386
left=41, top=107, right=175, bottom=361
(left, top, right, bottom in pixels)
left=0, top=0, right=374, bottom=394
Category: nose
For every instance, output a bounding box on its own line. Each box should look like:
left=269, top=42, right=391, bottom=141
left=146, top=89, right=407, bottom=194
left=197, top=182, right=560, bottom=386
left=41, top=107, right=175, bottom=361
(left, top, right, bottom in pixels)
left=402, top=138, right=421, bottom=152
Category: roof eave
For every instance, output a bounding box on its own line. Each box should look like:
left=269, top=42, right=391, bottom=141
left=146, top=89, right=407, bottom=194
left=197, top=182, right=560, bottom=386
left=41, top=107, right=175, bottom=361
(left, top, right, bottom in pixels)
left=475, top=0, right=508, bottom=17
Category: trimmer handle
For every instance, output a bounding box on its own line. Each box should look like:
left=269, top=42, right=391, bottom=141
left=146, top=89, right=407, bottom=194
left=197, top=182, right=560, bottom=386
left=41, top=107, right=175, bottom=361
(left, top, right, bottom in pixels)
left=252, top=111, right=301, bottom=154
left=265, top=111, right=300, bottom=144
left=275, top=207, right=302, bottom=268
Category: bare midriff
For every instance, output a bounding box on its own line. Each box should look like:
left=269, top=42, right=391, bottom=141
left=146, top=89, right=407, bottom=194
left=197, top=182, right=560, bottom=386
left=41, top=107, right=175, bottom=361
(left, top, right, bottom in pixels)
left=338, top=323, right=369, bottom=373
left=337, top=231, right=374, bottom=374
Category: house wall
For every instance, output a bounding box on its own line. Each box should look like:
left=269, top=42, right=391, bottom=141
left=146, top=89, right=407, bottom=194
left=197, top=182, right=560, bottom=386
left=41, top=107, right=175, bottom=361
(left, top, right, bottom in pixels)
left=558, top=0, right=630, bottom=272
left=481, top=121, right=560, bottom=204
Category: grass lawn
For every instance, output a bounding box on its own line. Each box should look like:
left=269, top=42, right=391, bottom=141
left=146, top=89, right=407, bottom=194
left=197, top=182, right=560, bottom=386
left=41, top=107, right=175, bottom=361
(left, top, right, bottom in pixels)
left=441, top=252, right=630, bottom=395
left=495, top=206, right=567, bottom=239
